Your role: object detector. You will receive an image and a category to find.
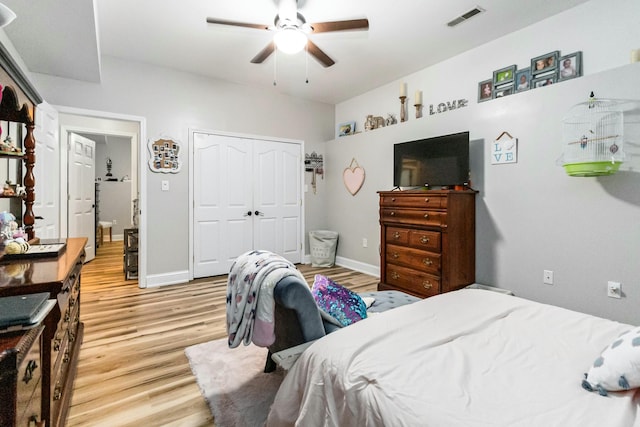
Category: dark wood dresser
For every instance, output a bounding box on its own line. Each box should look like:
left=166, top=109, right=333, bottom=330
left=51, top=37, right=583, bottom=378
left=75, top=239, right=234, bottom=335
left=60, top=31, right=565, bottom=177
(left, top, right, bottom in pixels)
left=378, top=190, right=476, bottom=298
left=0, top=238, right=87, bottom=427
left=0, top=325, right=44, bottom=426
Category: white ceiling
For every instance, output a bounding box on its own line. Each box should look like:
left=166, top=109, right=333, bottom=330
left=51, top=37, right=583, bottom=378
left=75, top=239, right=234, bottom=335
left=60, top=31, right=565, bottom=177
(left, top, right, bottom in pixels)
left=2, top=0, right=590, bottom=105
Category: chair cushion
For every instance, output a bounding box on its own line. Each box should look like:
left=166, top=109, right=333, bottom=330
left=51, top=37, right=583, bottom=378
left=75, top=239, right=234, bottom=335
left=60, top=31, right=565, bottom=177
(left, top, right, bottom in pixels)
left=311, top=274, right=367, bottom=327
left=359, top=290, right=420, bottom=313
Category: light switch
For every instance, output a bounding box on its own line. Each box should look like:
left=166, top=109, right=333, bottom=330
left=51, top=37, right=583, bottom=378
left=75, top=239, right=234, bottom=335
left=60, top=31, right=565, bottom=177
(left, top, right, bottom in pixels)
left=161, top=180, right=169, bottom=191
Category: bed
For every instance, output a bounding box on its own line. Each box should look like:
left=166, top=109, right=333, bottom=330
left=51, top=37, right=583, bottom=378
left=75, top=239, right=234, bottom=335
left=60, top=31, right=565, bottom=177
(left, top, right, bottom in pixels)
left=267, top=289, right=640, bottom=426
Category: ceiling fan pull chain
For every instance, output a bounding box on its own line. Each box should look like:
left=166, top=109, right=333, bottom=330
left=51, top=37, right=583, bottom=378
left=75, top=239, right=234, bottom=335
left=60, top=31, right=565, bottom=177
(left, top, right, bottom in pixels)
left=273, top=45, right=278, bottom=86
left=305, top=43, right=309, bottom=84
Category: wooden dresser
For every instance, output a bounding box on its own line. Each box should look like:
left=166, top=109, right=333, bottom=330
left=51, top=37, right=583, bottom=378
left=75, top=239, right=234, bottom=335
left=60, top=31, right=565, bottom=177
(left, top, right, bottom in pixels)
left=0, top=237, right=87, bottom=427
left=378, top=190, right=476, bottom=298
left=0, top=325, right=44, bottom=426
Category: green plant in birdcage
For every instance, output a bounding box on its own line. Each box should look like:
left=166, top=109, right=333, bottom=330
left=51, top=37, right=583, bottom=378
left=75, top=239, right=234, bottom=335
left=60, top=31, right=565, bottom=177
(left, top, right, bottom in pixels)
left=559, top=92, right=626, bottom=177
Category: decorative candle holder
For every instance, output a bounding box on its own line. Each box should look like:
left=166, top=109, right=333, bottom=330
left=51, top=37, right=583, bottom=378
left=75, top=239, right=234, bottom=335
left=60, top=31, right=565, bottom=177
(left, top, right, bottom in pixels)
left=415, top=104, right=423, bottom=119
left=400, top=96, right=407, bottom=122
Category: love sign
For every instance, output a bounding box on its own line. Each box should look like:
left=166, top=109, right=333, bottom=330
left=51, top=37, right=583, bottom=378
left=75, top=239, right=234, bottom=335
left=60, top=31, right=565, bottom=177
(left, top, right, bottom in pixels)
left=343, top=158, right=365, bottom=196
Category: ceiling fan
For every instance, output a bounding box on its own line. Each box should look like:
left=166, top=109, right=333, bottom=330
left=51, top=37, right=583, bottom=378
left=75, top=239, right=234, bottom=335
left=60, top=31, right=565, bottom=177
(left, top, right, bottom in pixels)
left=206, top=0, right=369, bottom=67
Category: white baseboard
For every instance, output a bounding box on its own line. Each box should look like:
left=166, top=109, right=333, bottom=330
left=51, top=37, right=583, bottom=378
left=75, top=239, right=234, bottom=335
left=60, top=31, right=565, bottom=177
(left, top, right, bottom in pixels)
left=145, top=270, right=190, bottom=288
left=302, top=254, right=379, bottom=278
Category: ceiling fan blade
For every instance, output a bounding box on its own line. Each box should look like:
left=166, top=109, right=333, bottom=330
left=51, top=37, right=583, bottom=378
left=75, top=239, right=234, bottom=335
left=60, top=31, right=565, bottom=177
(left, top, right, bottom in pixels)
left=206, top=17, right=269, bottom=30
left=251, top=42, right=276, bottom=64
left=307, top=40, right=335, bottom=67
left=309, top=18, right=369, bottom=33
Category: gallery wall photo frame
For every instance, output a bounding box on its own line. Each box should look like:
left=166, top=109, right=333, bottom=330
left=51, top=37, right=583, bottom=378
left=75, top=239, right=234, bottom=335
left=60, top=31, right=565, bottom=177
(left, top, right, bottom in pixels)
left=493, top=65, right=516, bottom=86
left=558, top=51, right=583, bottom=81
left=515, top=67, right=531, bottom=92
left=532, top=73, right=557, bottom=88
left=531, top=51, right=559, bottom=76
left=478, top=79, right=494, bottom=102
left=148, top=135, right=182, bottom=173
left=337, top=121, right=356, bottom=138
left=494, top=84, right=514, bottom=98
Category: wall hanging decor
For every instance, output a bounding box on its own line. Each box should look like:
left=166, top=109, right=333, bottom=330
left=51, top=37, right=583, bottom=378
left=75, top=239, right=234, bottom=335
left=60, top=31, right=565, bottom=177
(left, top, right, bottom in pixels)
left=148, top=135, right=182, bottom=173
left=343, top=158, right=365, bottom=196
left=559, top=92, right=626, bottom=176
left=305, top=151, right=323, bottom=194
left=491, top=131, right=518, bottom=164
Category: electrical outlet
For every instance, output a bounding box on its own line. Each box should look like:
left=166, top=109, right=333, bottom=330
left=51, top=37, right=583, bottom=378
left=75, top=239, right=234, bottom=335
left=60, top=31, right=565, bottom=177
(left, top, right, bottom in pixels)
left=161, top=180, right=170, bottom=191
left=607, top=281, right=621, bottom=299
left=362, top=238, right=368, bottom=248
left=112, top=219, right=117, bottom=225
left=543, top=270, right=553, bottom=285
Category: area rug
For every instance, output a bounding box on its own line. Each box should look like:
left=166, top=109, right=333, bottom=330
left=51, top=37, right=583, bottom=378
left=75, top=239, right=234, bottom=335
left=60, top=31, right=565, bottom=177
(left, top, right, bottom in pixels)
left=185, top=338, right=285, bottom=427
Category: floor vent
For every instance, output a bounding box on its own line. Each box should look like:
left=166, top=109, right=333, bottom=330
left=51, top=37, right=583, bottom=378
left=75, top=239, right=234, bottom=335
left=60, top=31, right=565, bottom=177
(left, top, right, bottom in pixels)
left=447, top=6, right=485, bottom=27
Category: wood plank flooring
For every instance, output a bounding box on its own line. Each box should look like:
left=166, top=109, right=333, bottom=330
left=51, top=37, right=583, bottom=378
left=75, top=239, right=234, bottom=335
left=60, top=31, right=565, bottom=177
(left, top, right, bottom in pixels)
left=67, top=241, right=378, bottom=427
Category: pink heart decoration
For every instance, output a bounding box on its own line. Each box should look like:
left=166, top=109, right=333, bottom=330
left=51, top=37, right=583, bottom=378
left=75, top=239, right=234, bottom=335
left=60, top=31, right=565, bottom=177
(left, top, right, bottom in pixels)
left=343, top=161, right=365, bottom=196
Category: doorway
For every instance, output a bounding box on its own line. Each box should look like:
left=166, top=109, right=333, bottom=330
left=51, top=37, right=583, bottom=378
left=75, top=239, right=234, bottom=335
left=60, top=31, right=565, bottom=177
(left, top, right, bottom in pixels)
left=56, top=107, right=147, bottom=286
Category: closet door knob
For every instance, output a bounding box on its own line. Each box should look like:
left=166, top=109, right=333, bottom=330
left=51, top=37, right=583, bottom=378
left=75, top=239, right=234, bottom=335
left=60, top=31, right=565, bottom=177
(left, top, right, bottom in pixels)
left=255, top=211, right=264, bottom=216
left=244, top=211, right=252, bottom=216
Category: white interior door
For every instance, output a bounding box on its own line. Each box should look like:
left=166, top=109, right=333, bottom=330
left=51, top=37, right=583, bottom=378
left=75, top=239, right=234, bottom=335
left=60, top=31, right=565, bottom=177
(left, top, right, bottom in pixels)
left=193, top=133, right=253, bottom=277
left=33, top=102, right=60, bottom=238
left=192, top=132, right=302, bottom=278
left=68, top=133, right=96, bottom=261
left=253, top=140, right=302, bottom=263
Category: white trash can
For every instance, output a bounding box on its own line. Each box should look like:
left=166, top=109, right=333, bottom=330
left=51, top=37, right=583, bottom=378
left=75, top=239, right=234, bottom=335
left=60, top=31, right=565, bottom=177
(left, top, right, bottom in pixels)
left=309, top=230, right=339, bottom=267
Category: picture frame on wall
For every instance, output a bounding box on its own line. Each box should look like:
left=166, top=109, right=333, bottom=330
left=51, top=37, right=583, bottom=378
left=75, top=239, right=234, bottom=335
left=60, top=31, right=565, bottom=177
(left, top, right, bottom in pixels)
left=532, top=74, right=557, bottom=88
left=531, top=51, right=559, bottom=75
left=494, top=84, right=514, bottom=98
left=558, top=51, right=583, bottom=81
left=478, top=79, right=493, bottom=102
left=337, top=121, right=356, bottom=137
left=493, top=65, right=516, bottom=86
left=515, top=67, right=531, bottom=92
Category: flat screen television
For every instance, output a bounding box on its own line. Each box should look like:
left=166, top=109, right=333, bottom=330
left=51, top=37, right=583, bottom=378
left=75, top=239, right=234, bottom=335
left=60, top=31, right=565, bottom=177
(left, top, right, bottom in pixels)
left=393, top=131, right=470, bottom=188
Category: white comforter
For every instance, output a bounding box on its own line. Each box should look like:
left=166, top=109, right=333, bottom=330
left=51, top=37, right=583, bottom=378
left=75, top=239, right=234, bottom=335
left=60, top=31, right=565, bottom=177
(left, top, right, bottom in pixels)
left=267, top=289, right=640, bottom=427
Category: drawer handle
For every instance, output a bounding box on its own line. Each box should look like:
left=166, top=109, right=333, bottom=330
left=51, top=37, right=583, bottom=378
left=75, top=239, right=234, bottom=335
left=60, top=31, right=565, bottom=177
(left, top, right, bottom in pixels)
left=391, top=271, right=400, bottom=280
left=423, top=280, right=433, bottom=289
left=63, top=351, right=70, bottom=363
left=420, top=236, right=430, bottom=244
left=22, top=359, right=38, bottom=384
left=424, top=198, right=429, bottom=202
left=390, top=211, right=395, bottom=216
left=391, top=197, right=396, bottom=202
left=423, top=213, right=429, bottom=219
left=393, top=231, right=400, bottom=239
left=53, top=338, right=61, bottom=352
left=64, top=311, right=71, bottom=322
left=423, top=258, right=433, bottom=266
left=69, top=332, right=76, bottom=343
left=392, top=252, right=399, bottom=259
left=53, top=386, right=62, bottom=401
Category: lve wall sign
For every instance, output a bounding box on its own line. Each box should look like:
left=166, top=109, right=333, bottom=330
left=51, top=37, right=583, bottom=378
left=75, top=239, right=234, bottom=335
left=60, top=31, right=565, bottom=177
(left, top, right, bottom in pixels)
left=492, top=131, right=518, bottom=165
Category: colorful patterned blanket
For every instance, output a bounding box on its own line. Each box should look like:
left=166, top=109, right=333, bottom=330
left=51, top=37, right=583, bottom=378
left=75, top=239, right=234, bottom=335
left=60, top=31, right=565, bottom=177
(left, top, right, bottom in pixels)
left=226, top=250, right=307, bottom=348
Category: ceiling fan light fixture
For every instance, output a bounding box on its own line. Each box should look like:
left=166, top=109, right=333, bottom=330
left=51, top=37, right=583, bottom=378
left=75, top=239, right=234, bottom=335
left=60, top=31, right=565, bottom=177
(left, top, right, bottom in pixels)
left=274, top=27, right=307, bottom=54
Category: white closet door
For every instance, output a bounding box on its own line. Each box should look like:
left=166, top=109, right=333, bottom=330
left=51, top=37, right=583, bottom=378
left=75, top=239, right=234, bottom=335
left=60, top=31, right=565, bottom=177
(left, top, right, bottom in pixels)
left=68, top=133, right=96, bottom=261
left=192, top=132, right=303, bottom=278
left=193, top=133, right=253, bottom=277
left=253, top=140, right=302, bottom=264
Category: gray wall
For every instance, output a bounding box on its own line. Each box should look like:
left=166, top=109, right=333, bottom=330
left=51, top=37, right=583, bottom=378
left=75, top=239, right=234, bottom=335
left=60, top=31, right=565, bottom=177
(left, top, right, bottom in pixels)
left=31, top=56, right=333, bottom=277
left=328, top=0, right=640, bottom=324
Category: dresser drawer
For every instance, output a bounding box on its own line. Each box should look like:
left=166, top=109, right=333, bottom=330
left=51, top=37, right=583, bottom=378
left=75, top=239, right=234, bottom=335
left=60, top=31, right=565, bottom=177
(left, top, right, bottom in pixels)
left=381, top=208, right=446, bottom=227
left=380, top=194, right=446, bottom=209
left=386, top=244, right=441, bottom=274
left=408, top=230, right=441, bottom=252
left=385, top=227, right=410, bottom=245
left=385, top=264, right=440, bottom=297
left=16, top=329, right=42, bottom=426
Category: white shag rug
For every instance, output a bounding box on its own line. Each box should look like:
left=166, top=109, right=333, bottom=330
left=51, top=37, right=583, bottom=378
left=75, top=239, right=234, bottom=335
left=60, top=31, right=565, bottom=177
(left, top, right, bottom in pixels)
left=185, top=338, right=285, bottom=427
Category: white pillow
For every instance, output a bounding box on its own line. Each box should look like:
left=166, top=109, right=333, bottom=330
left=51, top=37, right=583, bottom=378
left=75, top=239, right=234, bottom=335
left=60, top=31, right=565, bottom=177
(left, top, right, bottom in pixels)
left=582, top=326, right=640, bottom=396
left=362, top=296, right=375, bottom=309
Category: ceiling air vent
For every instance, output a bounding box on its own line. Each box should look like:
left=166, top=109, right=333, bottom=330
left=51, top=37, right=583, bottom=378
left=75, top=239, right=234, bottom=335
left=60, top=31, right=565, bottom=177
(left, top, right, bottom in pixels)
left=447, top=6, right=485, bottom=27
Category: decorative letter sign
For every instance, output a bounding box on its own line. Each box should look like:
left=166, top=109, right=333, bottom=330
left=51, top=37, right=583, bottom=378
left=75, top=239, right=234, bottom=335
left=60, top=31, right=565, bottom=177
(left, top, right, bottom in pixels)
left=492, top=131, right=518, bottom=165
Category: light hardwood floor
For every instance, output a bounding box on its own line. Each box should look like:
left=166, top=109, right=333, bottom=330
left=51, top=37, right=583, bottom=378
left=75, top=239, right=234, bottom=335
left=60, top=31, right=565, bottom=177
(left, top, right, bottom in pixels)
left=67, top=241, right=378, bottom=427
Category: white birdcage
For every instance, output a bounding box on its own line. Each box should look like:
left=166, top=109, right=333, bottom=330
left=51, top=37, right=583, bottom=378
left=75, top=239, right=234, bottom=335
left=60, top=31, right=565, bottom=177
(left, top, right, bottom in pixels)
left=560, top=95, right=625, bottom=176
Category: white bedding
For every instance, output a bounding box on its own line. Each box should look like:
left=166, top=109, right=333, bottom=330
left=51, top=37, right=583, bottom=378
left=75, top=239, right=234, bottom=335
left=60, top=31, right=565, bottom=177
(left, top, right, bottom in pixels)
left=267, top=289, right=640, bottom=426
